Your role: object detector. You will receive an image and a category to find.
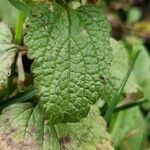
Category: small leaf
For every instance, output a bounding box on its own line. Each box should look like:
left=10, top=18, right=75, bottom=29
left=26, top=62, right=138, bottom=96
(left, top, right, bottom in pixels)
left=25, top=2, right=112, bottom=124
left=0, top=23, right=17, bottom=87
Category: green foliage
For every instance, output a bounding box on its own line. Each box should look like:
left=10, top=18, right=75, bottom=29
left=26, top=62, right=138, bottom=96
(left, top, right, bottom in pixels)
left=133, top=45, right=150, bottom=102
left=8, top=0, right=31, bottom=18
left=125, top=36, right=150, bottom=110
left=0, top=103, right=60, bottom=149
left=0, top=0, right=149, bottom=149
left=0, top=1, right=114, bottom=149
left=104, top=38, right=140, bottom=122
left=0, top=23, right=17, bottom=87
left=0, top=0, right=18, bottom=28
left=102, top=38, right=147, bottom=149
left=101, top=38, right=139, bottom=103
left=0, top=103, right=114, bottom=150
left=56, top=106, right=113, bottom=150
left=111, top=107, right=146, bottom=150
left=25, top=2, right=112, bottom=124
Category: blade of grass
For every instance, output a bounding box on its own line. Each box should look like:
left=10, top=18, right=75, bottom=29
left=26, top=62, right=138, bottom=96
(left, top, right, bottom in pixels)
left=0, top=86, right=37, bottom=110
left=104, top=50, right=141, bottom=123
left=14, top=12, right=26, bottom=45
left=8, top=0, right=31, bottom=18
left=115, top=98, right=148, bottom=112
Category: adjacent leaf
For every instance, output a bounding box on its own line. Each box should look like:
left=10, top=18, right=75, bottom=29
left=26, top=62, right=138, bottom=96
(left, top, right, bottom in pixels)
left=111, top=107, right=146, bottom=150
left=25, top=2, right=112, bottom=124
left=8, top=0, right=31, bottom=18
left=0, top=103, right=114, bottom=150
left=0, top=23, right=17, bottom=87
left=125, top=36, right=150, bottom=87
left=124, top=36, right=150, bottom=110
left=56, top=106, right=114, bottom=150
left=0, top=0, right=18, bottom=28
left=99, top=38, right=146, bottom=149
left=0, top=103, right=60, bottom=150
left=101, top=38, right=138, bottom=102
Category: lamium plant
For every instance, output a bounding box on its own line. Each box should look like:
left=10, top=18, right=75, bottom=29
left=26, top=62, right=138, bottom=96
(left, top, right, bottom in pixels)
left=0, top=0, right=148, bottom=149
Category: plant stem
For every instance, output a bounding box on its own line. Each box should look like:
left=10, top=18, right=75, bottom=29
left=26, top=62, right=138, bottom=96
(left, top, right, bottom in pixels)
left=104, top=50, right=141, bottom=123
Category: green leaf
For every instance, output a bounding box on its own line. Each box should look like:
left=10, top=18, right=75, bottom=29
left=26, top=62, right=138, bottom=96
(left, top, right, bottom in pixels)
left=0, top=0, right=18, bottom=28
left=104, top=48, right=140, bottom=122
left=0, top=23, right=17, bottom=87
left=125, top=37, right=150, bottom=87
left=111, top=107, right=146, bottom=150
left=0, top=103, right=114, bottom=150
left=133, top=45, right=150, bottom=110
left=101, top=38, right=139, bottom=103
left=56, top=106, right=114, bottom=150
left=25, top=2, right=112, bottom=124
left=0, top=103, right=60, bottom=150
left=8, top=0, right=31, bottom=18
left=124, top=36, right=150, bottom=110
